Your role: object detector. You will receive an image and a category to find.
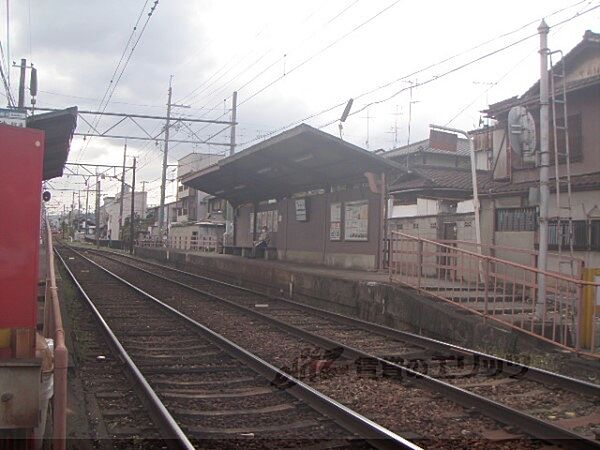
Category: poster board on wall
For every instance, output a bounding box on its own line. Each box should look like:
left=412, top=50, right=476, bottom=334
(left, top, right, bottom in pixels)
left=344, top=201, right=368, bottom=241
left=295, top=198, right=308, bottom=221
left=330, top=202, right=342, bottom=240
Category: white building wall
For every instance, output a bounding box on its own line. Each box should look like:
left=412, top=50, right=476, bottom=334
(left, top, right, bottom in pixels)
left=105, top=191, right=147, bottom=240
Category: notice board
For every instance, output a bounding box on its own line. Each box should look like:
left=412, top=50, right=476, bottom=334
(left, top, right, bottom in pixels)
left=344, top=201, right=369, bottom=241
left=330, top=202, right=341, bottom=240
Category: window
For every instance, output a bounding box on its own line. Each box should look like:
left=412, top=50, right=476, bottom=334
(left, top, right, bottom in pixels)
left=495, top=207, right=537, bottom=231
left=548, top=220, right=588, bottom=250
left=591, top=220, right=600, bottom=251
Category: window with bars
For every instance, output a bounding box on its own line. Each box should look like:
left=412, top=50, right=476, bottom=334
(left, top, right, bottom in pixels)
left=495, top=207, right=537, bottom=231
left=548, top=220, right=588, bottom=251
left=591, top=220, right=600, bottom=251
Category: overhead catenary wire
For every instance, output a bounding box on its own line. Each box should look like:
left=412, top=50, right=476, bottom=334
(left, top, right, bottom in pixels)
left=237, top=0, right=403, bottom=109
left=442, top=0, right=594, bottom=127
left=75, top=0, right=159, bottom=162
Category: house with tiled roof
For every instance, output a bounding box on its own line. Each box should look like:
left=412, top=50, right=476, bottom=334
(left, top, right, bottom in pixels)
left=476, top=29, right=600, bottom=268
left=382, top=29, right=600, bottom=269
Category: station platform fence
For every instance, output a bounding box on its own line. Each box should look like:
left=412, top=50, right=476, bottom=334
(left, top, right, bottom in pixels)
left=388, top=231, right=600, bottom=357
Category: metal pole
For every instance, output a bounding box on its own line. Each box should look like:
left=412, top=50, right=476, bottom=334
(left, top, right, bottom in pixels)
left=95, top=176, right=100, bottom=249
left=17, top=58, right=26, bottom=109
left=537, top=20, right=550, bottom=317
left=130, top=157, right=136, bottom=254
left=429, top=124, right=482, bottom=258
left=159, top=77, right=173, bottom=238
left=119, top=140, right=127, bottom=239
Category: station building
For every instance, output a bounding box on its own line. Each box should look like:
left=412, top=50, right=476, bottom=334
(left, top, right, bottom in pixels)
left=182, top=124, right=401, bottom=270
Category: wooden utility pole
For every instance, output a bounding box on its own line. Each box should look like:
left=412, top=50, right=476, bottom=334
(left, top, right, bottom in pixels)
left=129, top=157, right=136, bottom=254
left=119, top=140, right=127, bottom=238
left=159, top=77, right=173, bottom=238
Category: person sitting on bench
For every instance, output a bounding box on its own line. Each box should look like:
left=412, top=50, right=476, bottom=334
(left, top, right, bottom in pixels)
left=253, top=226, right=270, bottom=256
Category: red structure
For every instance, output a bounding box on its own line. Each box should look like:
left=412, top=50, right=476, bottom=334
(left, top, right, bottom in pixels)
left=0, top=125, right=45, bottom=332
left=1, top=108, right=76, bottom=448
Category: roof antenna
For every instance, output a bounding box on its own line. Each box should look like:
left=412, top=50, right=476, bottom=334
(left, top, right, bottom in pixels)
left=338, top=98, right=353, bottom=140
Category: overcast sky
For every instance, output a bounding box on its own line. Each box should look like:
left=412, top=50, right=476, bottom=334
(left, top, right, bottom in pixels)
left=2, top=0, right=599, bottom=212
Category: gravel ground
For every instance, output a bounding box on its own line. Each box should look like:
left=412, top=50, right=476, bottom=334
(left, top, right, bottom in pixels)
left=81, top=250, right=560, bottom=449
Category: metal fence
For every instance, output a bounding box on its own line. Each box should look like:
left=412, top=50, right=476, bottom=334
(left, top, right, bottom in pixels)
left=138, top=235, right=220, bottom=253
left=388, top=231, right=599, bottom=356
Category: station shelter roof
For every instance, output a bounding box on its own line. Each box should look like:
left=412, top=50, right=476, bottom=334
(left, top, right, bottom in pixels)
left=27, top=107, right=78, bottom=180
left=182, top=124, right=401, bottom=206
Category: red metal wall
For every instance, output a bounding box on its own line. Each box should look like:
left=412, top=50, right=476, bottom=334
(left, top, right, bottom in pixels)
left=0, top=125, right=45, bottom=328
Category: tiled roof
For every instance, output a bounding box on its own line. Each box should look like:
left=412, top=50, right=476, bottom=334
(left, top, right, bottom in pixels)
left=389, top=166, right=496, bottom=193
left=486, top=30, right=600, bottom=117
left=383, top=137, right=471, bottom=159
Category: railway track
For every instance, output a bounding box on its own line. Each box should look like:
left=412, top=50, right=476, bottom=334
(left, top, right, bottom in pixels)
left=75, top=245, right=600, bottom=449
left=56, top=245, right=417, bottom=450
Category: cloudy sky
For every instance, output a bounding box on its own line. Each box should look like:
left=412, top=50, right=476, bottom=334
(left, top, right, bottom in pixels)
left=2, top=0, right=599, bottom=212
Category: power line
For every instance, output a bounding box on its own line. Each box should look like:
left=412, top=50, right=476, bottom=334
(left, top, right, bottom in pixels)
left=238, top=0, right=402, bottom=108
left=76, top=0, right=159, bottom=161
left=240, top=0, right=599, bottom=147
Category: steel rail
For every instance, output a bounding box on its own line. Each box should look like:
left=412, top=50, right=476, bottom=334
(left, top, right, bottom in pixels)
left=81, top=246, right=600, bottom=449
left=58, top=245, right=420, bottom=450
left=55, top=249, right=196, bottom=450
left=91, top=247, right=600, bottom=397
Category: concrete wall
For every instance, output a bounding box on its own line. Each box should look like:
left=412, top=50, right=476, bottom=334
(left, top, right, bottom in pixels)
left=234, top=186, right=382, bottom=270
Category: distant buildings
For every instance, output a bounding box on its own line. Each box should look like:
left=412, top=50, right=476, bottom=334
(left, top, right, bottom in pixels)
left=99, top=189, right=147, bottom=240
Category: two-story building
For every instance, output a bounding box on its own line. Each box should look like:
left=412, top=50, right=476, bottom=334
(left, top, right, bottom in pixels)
left=383, top=29, right=600, bottom=270
left=478, top=29, right=600, bottom=268
left=169, top=152, right=226, bottom=250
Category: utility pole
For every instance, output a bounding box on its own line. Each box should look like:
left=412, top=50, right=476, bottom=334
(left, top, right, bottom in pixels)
left=119, top=140, right=127, bottom=239
left=158, top=77, right=189, bottom=237
left=129, top=157, right=136, bottom=254
left=226, top=91, right=238, bottom=247
left=17, top=58, right=26, bottom=109
left=84, top=179, right=90, bottom=235
left=537, top=20, right=550, bottom=318
left=229, top=91, right=237, bottom=156
left=158, top=77, right=173, bottom=239
left=95, top=176, right=101, bottom=249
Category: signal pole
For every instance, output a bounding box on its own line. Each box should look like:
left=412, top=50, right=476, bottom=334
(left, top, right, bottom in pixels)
left=536, top=20, right=550, bottom=317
